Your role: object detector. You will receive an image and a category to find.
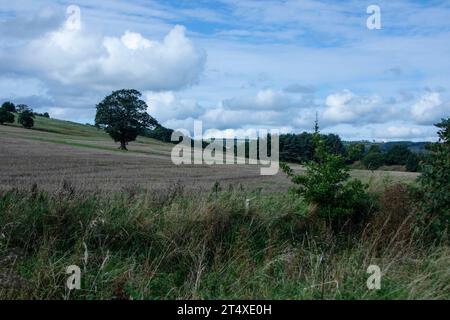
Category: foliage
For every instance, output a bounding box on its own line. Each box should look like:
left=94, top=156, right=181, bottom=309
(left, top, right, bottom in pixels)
left=18, top=109, right=35, bottom=129
left=281, top=132, right=369, bottom=228
left=279, top=132, right=346, bottom=164
left=324, top=133, right=347, bottom=157
left=15, top=104, right=29, bottom=113
left=346, top=143, right=365, bottom=163
left=0, top=187, right=448, bottom=300
left=1, top=101, right=16, bottom=113
left=144, top=124, right=174, bottom=143
left=0, top=107, right=15, bottom=125
left=33, top=112, right=50, bottom=118
left=95, top=89, right=158, bottom=150
left=362, top=148, right=384, bottom=170
left=405, top=153, right=420, bottom=172
left=418, top=118, right=450, bottom=237
left=385, top=145, right=413, bottom=165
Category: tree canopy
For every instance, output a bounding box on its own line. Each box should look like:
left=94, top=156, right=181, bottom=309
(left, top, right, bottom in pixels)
left=0, top=107, right=15, bottom=125
left=18, top=109, right=35, bottom=128
left=385, top=145, right=413, bottom=165
left=95, top=89, right=158, bottom=150
left=1, top=101, right=16, bottom=113
left=418, top=118, right=450, bottom=236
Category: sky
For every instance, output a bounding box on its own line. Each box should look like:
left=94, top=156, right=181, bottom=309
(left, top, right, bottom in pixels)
left=1, top=0, right=450, bottom=141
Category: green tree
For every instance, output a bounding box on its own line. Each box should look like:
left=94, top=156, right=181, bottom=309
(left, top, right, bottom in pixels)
left=18, top=109, right=35, bottom=128
left=43, top=112, right=50, bottom=118
left=385, top=145, right=412, bottom=165
left=405, top=153, right=420, bottom=172
left=0, top=108, right=15, bottom=125
left=324, top=133, right=346, bottom=157
left=418, top=118, right=450, bottom=236
left=95, top=89, right=158, bottom=150
left=1, top=101, right=16, bottom=113
left=281, top=128, right=369, bottom=229
left=346, top=143, right=365, bottom=163
left=362, top=146, right=384, bottom=170
left=16, top=104, right=29, bottom=113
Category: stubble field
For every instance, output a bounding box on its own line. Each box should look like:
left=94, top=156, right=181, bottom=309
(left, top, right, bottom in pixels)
left=0, top=117, right=419, bottom=192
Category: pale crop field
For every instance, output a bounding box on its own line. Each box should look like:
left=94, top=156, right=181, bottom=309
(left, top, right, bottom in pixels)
left=0, top=118, right=419, bottom=192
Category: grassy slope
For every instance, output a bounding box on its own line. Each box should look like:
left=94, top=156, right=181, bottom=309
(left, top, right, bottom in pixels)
left=5, top=114, right=171, bottom=154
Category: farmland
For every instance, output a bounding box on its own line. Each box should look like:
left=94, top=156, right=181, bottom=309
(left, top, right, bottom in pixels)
left=1, top=116, right=448, bottom=301
left=0, top=116, right=419, bottom=192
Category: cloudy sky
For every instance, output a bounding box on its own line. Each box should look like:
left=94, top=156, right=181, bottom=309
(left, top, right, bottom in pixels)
left=1, top=0, right=450, bottom=141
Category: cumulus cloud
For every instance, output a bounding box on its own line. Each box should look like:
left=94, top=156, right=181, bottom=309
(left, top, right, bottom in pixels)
left=323, top=90, right=383, bottom=124
left=222, top=89, right=314, bottom=110
left=144, top=91, right=204, bottom=124
left=3, top=15, right=206, bottom=92
left=411, top=92, right=449, bottom=125
left=372, top=125, right=436, bottom=141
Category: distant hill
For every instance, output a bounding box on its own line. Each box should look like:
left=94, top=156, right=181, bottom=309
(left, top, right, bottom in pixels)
left=380, top=141, right=430, bottom=154
left=345, top=140, right=430, bottom=154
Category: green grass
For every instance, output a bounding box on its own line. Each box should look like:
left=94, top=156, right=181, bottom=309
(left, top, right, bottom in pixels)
left=9, top=114, right=106, bottom=138
left=1, top=186, right=448, bottom=300
left=4, top=114, right=172, bottom=154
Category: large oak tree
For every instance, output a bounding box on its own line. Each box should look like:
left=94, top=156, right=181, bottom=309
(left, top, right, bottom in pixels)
left=95, top=89, right=157, bottom=150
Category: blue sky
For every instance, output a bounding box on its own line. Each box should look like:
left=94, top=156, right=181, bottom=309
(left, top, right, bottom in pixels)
left=1, top=0, right=449, bottom=141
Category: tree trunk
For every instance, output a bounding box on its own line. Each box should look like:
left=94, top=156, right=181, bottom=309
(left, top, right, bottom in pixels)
left=119, top=141, right=128, bottom=151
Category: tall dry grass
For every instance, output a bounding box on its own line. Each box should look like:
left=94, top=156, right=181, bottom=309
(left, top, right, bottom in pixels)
left=0, top=182, right=448, bottom=299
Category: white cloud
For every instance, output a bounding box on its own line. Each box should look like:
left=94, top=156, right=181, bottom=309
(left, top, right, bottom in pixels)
left=9, top=18, right=206, bottom=92
left=372, top=125, right=435, bottom=141
left=411, top=92, right=449, bottom=125
left=144, top=91, right=204, bottom=124
left=222, top=89, right=314, bottom=110
left=323, top=90, right=382, bottom=124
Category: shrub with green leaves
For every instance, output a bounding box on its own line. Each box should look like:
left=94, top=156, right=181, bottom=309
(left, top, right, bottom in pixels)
left=362, top=151, right=384, bottom=170
left=385, top=145, right=412, bottom=165
left=18, top=109, right=35, bottom=129
left=281, top=133, right=370, bottom=227
left=1, top=101, right=16, bottom=113
left=0, top=107, right=15, bottom=125
left=405, top=153, right=420, bottom=172
left=418, top=118, right=450, bottom=237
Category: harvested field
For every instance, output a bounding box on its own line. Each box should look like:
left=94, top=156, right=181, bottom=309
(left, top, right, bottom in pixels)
left=0, top=119, right=420, bottom=192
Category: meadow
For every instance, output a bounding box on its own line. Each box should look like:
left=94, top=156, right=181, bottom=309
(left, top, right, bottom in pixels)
left=0, top=117, right=447, bottom=300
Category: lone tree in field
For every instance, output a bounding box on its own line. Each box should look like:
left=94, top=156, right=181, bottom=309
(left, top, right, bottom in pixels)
left=95, top=89, right=157, bottom=150
left=18, top=109, right=35, bottom=128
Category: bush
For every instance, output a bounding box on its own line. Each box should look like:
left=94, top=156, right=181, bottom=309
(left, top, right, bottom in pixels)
left=18, top=110, right=34, bottom=129
left=385, top=145, right=412, bottom=165
left=362, top=151, right=384, bottom=170
left=405, top=153, right=420, bottom=172
left=346, top=143, right=365, bottom=163
left=281, top=133, right=370, bottom=230
left=418, top=118, right=450, bottom=238
left=1, top=101, right=16, bottom=113
left=0, top=108, right=15, bottom=125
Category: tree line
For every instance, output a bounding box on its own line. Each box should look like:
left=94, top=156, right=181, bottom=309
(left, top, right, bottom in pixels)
left=0, top=101, right=50, bottom=129
left=278, top=133, right=422, bottom=172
